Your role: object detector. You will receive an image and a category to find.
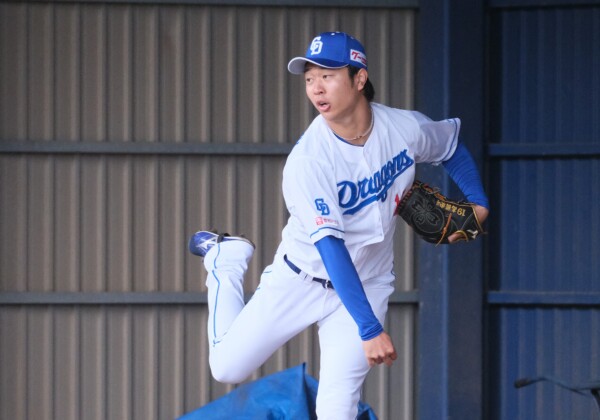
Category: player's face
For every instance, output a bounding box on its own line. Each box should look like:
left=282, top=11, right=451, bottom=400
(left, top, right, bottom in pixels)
left=304, top=65, right=365, bottom=122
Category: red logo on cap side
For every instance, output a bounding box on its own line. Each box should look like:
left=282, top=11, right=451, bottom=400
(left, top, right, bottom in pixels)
left=350, top=49, right=367, bottom=66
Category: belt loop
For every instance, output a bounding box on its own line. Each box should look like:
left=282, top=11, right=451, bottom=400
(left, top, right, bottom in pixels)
left=283, top=254, right=334, bottom=290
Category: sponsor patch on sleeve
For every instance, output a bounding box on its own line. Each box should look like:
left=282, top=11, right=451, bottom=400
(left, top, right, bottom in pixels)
left=315, top=216, right=340, bottom=226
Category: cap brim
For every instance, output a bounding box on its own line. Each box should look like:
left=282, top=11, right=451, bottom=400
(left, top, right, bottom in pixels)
left=287, top=57, right=348, bottom=75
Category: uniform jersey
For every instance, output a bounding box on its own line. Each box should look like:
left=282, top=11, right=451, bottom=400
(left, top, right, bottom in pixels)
left=279, top=102, right=460, bottom=281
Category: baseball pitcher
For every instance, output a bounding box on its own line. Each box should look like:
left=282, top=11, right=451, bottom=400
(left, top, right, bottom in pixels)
left=189, top=31, right=489, bottom=419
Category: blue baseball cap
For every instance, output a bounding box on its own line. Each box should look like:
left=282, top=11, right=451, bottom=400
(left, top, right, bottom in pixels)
left=287, top=31, right=368, bottom=75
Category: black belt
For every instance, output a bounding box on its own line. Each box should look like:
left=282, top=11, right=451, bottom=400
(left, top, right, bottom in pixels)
left=283, top=254, right=334, bottom=290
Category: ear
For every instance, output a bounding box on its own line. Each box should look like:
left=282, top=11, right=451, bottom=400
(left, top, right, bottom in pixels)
left=356, top=69, right=369, bottom=90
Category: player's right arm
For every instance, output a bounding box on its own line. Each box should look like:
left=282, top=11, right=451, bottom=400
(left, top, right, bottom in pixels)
left=282, top=149, right=396, bottom=364
left=362, top=332, right=397, bottom=367
left=315, top=236, right=382, bottom=339
left=315, top=235, right=397, bottom=366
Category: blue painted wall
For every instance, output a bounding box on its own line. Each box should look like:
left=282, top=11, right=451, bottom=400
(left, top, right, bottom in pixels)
left=418, top=1, right=600, bottom=418
left=486, top=3, right=600, bottom=419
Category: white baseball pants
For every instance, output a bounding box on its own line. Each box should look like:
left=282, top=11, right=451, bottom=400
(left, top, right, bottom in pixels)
left=203, top=240, right=394, bottom=419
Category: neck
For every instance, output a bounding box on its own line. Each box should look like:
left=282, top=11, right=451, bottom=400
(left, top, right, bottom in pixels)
left=328, top=103, right=374, bottom=146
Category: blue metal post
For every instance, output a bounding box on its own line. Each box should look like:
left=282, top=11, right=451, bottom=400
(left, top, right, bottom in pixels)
left=417, top=0, right=486, bottom=418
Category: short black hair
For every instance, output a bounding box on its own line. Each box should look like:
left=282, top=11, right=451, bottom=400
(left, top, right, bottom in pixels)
left=348, top=66, right=375, bottom=102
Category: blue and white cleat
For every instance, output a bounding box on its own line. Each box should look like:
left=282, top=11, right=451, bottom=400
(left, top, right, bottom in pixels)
left=188, top=230, right=255, bottom=258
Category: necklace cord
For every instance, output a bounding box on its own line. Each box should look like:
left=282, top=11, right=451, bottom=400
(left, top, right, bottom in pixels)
left=331, top=107, right=374, bottom=141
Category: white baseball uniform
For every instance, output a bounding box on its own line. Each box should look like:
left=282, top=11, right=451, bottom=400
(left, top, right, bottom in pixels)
left=202, top=102, right=460, bottom=419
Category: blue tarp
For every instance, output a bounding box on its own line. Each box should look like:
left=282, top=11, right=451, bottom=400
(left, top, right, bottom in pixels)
left=177, top=363, right=377, bottom=420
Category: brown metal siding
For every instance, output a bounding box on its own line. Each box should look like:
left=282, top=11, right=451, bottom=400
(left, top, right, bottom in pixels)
left=0, top=2, right=417, bottom=419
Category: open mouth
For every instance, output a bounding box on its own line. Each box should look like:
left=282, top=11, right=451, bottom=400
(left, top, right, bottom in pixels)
left=316, top=101, right=331, bottom=112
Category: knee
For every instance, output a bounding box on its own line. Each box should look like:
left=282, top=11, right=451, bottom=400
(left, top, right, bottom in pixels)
left=209, top=358, right=249, bottom=384
left=316, top=403, right=358, bottom=420
left=316, top=384, right=361, bottom=419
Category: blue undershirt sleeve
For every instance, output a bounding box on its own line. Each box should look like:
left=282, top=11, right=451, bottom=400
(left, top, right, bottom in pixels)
left=314, top=235, right=384, bottom=341
left=442, top=141, right=490, bottom=209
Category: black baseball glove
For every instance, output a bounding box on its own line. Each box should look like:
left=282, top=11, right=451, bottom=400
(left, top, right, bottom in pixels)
left=396, top=180, right=485, bottom=245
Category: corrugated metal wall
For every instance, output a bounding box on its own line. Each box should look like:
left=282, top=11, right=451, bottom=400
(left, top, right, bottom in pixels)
left=0, top=2, right=418, bottom=419
left=486, top=3, right=600, bottom=419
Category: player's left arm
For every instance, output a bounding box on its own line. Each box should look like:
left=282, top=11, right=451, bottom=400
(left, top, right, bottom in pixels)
left=442, top=141, right=489, bottom=242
